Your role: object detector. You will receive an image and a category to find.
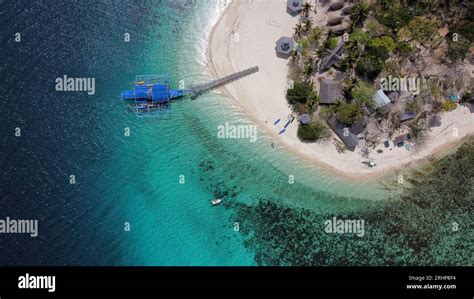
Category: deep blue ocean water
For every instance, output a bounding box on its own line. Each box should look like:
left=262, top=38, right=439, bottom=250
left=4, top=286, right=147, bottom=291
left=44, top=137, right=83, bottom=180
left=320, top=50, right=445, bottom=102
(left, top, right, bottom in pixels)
left=0, top=0, right=389, bottom=265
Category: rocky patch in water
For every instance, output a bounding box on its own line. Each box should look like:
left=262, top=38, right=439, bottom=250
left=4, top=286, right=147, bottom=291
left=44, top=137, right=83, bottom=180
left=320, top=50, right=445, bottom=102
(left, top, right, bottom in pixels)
left=230, top=138, right=474, bottom=266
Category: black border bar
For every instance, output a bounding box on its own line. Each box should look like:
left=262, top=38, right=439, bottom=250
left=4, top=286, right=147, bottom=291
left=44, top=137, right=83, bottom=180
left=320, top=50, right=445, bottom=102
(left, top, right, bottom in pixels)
left=0, top=267, right=472, bottom=298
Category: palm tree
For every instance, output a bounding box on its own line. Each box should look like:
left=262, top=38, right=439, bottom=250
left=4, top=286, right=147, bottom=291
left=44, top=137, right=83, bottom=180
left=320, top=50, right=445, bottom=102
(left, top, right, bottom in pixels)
left=289, top=50, right=299, bottom=61
left=307, top=92, right=319, bottom=110
left=343, top=76, right=359, bottom=101
left=342, top=85, right=353, bottom=102
left=309, top=26, right=323, bottom=44
left=302, top=2, right=313, bottom=17
left=325, top=28, right=335, bottom=40
left=294, top=24, right=304, bottom=37
left=345, top=40, right=355, bottom=52
left=316, top=47, right=325, bottom=59
left=303, top=64, right=314, bottom=80
left=350, top=3, right=370, bottom=28
left=303, top=19, right=313, bottom=32
left=345, top=40, right=362, bottom=67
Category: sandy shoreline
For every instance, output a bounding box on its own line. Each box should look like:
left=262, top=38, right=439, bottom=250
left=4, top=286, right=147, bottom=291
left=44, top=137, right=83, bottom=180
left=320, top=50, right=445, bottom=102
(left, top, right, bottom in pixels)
left=207, top=0, right=474, bottom=181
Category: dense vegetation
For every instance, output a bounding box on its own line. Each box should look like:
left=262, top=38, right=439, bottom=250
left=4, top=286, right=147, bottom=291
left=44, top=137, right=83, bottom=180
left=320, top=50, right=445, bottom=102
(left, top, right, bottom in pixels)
left=336, top=103, right=363, bottom=125
left=297, top=120, right=331, bottom=141
left=230, top=137, right=474, bottom=265
left=443, top=101, right=457, bottom=111
left=286, top=81, right=314, bottom=105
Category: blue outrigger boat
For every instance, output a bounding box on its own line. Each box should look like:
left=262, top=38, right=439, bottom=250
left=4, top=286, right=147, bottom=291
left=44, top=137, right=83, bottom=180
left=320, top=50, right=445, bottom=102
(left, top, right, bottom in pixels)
left=121, top=67, right=259, bottom=114
left=121, top=75, right=192, bottom=113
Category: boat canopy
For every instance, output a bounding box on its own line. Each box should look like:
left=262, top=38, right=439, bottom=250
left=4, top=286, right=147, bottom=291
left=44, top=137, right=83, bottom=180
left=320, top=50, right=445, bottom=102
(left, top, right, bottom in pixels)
left=121, top=84, right=170, bottom=102
left=152, top=84, right=169, bottom=102
left=134, top=86, right=149, bottom=99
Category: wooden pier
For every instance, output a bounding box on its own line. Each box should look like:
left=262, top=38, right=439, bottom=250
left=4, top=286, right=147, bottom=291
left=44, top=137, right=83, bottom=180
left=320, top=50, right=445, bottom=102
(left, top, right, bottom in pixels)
left=188, top=66, right=259, bottom=97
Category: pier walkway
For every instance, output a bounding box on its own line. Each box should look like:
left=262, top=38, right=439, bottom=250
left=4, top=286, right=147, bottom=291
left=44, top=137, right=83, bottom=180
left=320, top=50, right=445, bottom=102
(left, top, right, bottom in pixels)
left=188, top=66, right=259, bottom=97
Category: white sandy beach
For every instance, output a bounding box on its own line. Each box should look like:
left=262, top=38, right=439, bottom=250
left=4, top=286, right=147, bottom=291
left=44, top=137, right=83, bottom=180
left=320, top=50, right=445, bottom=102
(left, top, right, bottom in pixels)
left=207, top=0, right=474, bottom=180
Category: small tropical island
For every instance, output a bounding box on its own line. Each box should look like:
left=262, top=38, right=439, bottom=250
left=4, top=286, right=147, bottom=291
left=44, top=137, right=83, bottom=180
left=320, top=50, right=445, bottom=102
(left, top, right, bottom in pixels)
left=209, top=0, right=473, bottom=178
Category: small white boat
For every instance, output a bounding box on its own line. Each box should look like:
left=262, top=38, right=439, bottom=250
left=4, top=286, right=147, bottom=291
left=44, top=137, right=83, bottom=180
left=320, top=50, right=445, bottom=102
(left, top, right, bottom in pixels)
left=211, top=198, right=223, bottom=206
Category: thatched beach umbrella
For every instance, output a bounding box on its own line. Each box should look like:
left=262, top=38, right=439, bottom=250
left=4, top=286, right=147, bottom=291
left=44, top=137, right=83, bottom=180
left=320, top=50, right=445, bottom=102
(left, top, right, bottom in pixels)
left=341, top=5, right=353, bottom=15
left=327, top=16, right=345, bottom=26
left=287, top=0, right=304, bottom=13
left=275, top=37, right=295, bottom=55
left=333, top=22, right=350, bottom=36
left=329, top=1, right=344, bottom=11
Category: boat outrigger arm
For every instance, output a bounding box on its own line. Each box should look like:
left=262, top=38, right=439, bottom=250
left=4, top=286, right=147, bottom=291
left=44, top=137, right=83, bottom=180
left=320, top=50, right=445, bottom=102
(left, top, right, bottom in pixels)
left=120, top=66, right=259, bottom=105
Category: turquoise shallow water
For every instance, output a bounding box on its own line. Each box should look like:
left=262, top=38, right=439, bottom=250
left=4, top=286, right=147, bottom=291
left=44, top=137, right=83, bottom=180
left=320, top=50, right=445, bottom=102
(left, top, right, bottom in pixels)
left=1, top=0, right=392, bottom=266
left=96, top=1, right=389, bottom=265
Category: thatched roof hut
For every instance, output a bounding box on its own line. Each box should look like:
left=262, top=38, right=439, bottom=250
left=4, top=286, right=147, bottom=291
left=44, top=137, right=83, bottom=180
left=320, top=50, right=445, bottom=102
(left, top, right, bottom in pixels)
left=319, top=79, right=343, bottom=104
left=373, top=90, right=391, bottom=109
left=400, top=111, right=416, bottom=122
left=327, top=115, right=359, bottom=151
left=300, top=114, right=312, bottom=125
left=319, top=41, right=345, bottom=72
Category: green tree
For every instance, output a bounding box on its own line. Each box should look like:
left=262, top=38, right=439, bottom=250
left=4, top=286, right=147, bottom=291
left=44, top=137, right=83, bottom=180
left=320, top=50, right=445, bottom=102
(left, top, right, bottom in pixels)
left=366, top=44, right=390, bottom=60
left=446, top=38, right=470, bottom=63
left=303, top=19, right=313, bottom=33
left=351, top=80, right=375, bottom=107
left=342, top=77, right=360, bottom=101
left=307, top=92, right=319, bottom=110
left=443, top=101, right=457, bottom=112
left=366, top=19, right=387, bottom=37
left=377, top=5, right=413, bottom=32
left=299, top=37, right=310, bottom=56
left=344, top=40, right=363, bottom=71
left=323, top=37, right=338, bottom=49
left=302, top=2, right=313, bottom=17
left=294, top=24, right=303, bottom=37
left=369, top=36, right=396, bottom=52
left=451, top=19, right=474, bottom=43
left=325, top=28, right=336, bottom=40
left=407, top=16, right=438, bottom=46
left=308, top=26, right=324, bottom=44
left=303, top=64, right=315, bottom=79
left=287, top=81, right=313, bottom=104
left=350, top=3, right=370, bottom=28
left=396, top=41, right=414, bottom=57
left=461, top=92, right=473, bottom=103
left=297, top=120, right=331, bottom=141
left=408, top=119, right=429, bottom=144
left=336, top=103, right=364, bottom=125
left=289, top=49, right=299, bottom=61
left=406, top=100, right=421, bottom=113
left=356, top=54, right=384, bottom=80
left=349, top=29, right=370, bottom=45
